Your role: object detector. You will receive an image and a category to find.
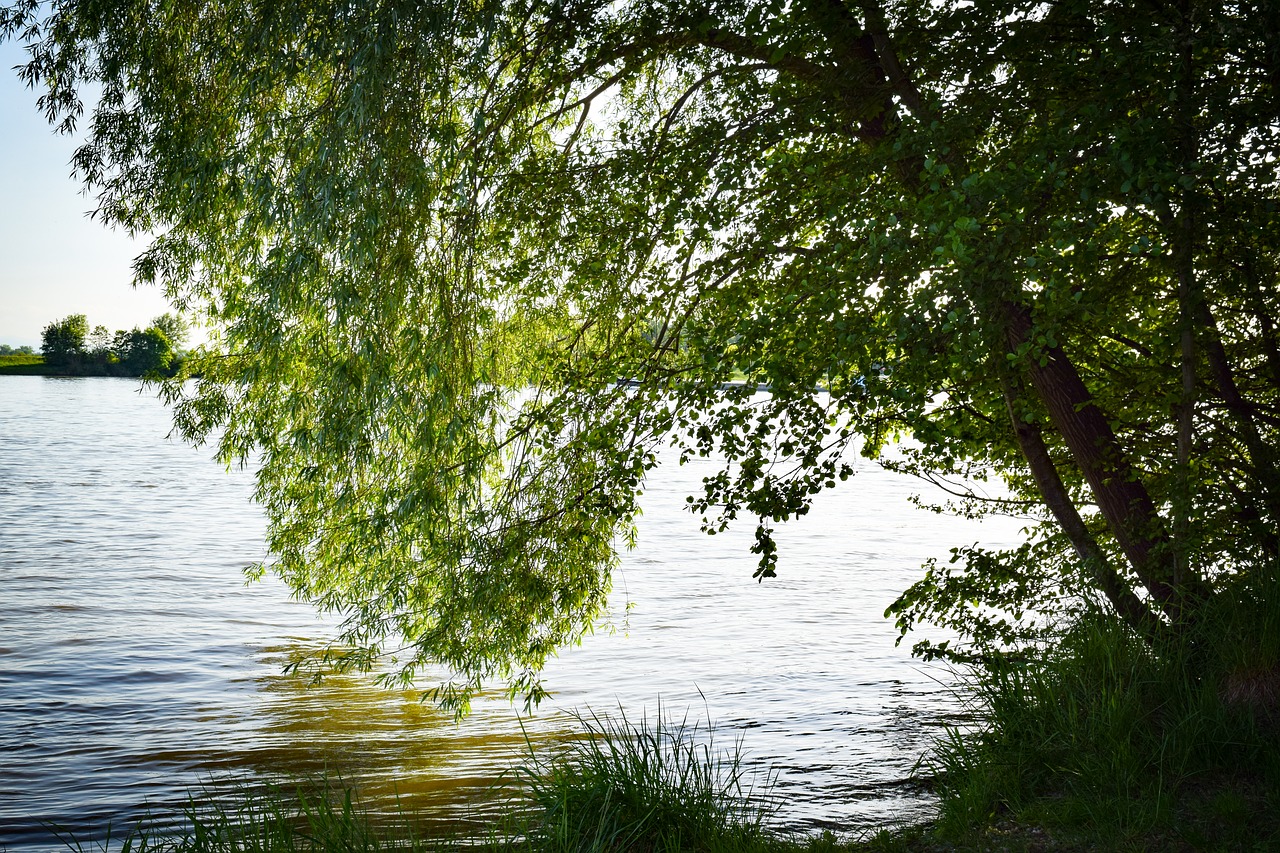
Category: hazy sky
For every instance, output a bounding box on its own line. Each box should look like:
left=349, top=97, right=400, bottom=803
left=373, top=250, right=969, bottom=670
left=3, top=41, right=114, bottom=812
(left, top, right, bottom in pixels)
left=1, top=39, right=172, bottom=348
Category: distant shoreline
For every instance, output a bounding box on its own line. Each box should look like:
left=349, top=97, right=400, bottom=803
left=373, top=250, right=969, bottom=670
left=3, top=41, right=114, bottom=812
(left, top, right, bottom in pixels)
left=0, top=355, right=47, bottom=375
left=0, top=355, right=185, bottom=378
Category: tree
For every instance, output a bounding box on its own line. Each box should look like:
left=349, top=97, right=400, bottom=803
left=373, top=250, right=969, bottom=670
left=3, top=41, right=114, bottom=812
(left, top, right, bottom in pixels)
left=85, top=323, right=113, bottom=369
left=113, top=326, right=174, bottom=376
left=5, top=0, right=1280, bottom=708
left=151, top=312, right=189, bottom=352
left=40, top=313, right=88, bottom=370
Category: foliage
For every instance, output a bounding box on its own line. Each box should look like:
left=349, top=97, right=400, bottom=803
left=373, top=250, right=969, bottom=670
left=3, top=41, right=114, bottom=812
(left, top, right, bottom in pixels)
left=30, top=312, right=182, bottom=377
left=0, top=343, right=36, bottom=355
left=514, top=710, right=776, bottom=853
left=930, top=571, right=1280, bottom=847
left=113, top=325, right=175, bottom=375
left=88, top=324, right=114, bottom=359
left=151, top=312, right=190, bottom=352
left=5, top=0, right=1280, bottom=706
left=41, top=313, right=88, bottom=369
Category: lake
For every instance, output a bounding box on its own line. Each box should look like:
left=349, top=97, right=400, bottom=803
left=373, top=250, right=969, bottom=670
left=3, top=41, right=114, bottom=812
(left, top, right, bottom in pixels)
left=0, top=377, right=1023, bottom=849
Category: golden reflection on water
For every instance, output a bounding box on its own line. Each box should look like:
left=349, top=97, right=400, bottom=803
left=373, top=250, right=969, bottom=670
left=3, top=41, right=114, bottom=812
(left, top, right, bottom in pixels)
left=222, top=640, right=579, bottom=829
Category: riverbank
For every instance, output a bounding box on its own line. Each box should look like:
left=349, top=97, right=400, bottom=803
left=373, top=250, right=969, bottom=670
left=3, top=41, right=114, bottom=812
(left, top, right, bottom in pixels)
left=0, top=354, right=46, bottom=374
left=0, top=353, right=188, bottom=377
left=59, top=772, right=1276, bottom=853
left=60, top=698, right=1280, bottom=852
left=23, top=607, right=1279, bottom=853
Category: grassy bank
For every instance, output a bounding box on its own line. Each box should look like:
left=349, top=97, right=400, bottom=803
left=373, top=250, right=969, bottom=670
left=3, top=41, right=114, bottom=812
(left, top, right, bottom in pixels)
left=58, top=700, right=1280, bottom=853
left=57, top=586, right=1280, bottom=853
left=0, top=353, right=189, bottom=378
left=0, top=354, right=48, bottom=375
left=926, top=586, right=1280, bottom=851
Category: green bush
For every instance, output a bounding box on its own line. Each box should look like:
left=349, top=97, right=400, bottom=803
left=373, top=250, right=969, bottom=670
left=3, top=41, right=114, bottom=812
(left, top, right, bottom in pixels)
left=930, top=566, right=1280, bottom=849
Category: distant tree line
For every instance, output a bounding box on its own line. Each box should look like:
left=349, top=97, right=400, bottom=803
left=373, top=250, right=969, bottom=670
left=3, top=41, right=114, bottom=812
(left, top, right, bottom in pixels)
left=40, top=313, right=188, bottom=377
left=0, top=344, right=36, bottom=355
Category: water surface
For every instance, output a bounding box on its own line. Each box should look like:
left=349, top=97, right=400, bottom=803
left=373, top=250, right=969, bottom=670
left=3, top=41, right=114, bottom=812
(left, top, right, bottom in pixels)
left=0, top=377, right=1023, bottom=848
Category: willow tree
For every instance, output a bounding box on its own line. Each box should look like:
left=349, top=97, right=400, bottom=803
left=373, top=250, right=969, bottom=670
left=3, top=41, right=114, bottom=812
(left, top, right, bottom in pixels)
left=6, top=0, right=1280, bottom=707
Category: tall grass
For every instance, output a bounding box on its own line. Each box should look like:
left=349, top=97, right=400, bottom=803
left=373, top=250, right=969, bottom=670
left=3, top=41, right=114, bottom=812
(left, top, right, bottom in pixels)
left=54, top=780, right=431, bottom=852
left=56, top=709, right=785, bottom=853
left=509, top=708, right=779, bottom=853
left=930, top=565, right=1280, bottom=848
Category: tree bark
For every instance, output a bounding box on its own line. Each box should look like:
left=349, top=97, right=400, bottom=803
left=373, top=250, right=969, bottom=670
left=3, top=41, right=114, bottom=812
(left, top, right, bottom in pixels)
left=999, top=371, right=1168, bottom=641
left=1002, top=300, right=1202, bottom=617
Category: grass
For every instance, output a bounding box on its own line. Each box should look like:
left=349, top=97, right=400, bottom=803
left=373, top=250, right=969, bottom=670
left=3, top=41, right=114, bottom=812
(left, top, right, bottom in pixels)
left=927, top=568, right=1280, bottom=850
left=509, top=708, right=779, bottom=853
left=53, top=710, right=908, bottom=853
left=49, top=568, right=1280, bottom=852
left=0, top=353, right=47, bottom=375
left=52, top=780, right=432, bottom=852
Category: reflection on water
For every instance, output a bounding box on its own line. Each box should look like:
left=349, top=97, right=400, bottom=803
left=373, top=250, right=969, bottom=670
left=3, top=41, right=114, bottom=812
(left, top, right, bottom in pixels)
left=0, top=377, right=1023, bottom=849
left=244, top=640, right=568, bottom=828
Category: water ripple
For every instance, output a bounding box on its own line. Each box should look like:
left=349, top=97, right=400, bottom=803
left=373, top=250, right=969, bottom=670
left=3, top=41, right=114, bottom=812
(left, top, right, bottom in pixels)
left=0, top=377, right=1022, bottom=848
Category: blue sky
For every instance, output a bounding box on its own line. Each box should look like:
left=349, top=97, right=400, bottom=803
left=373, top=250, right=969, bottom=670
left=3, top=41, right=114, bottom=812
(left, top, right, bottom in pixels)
left=1, top=38, right=172, bottom=348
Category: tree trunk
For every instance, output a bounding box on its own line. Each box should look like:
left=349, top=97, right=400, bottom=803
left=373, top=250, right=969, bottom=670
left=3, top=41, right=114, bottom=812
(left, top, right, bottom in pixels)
left=1002, top=300, right=1204, bottom=618
left=998, top=370, right=1168, bottom=640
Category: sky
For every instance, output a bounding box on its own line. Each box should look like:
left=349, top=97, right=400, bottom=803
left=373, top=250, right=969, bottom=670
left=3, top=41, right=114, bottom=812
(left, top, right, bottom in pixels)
left=0, top=38, right=172, bottom=349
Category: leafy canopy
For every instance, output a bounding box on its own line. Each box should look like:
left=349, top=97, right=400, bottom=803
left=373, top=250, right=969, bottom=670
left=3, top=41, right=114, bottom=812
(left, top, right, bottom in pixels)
left=6, top=0, right=1280, bottom=708
left=41, top=313, right=88, bottom=367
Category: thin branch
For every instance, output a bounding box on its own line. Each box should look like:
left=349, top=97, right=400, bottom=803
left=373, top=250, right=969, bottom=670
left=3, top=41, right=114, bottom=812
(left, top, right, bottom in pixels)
left=655, top=63, right=771, bottom=150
